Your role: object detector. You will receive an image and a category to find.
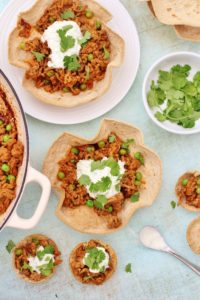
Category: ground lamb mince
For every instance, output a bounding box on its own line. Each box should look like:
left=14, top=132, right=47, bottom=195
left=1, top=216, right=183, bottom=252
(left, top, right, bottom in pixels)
left=57, top=133, right=144, bottom=229
left=70, top=240, right=114, bottom=285
left=18, top=0, right=111, bottom=95
left=14, top=236, right=62, bottom=282
left=176, top=173, right=200, bottom=209
left=0, top=86, right=24, bottom=215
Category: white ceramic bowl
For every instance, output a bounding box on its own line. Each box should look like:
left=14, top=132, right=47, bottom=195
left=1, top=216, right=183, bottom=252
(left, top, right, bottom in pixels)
left=143, top=51, right=200, bottom=135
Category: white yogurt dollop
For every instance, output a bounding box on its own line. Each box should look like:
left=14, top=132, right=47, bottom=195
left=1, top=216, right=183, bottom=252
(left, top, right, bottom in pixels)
left=41, top=21, right=83, bottom=68
left=76, top=158, right=125, bottom=199
left=28, top=246, right=55, bottom=274
left=83, top=247, right=110, bottom=274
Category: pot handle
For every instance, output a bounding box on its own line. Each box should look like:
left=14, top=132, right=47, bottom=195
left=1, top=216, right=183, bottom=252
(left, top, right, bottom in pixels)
left=7, top=165, right=51, bottom=229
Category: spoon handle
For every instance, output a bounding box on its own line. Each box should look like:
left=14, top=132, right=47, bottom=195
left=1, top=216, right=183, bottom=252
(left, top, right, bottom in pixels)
left=168, top=249, right=200, bottom=276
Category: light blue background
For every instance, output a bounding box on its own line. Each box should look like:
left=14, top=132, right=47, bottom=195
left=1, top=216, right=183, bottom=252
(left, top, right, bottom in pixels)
left=0, top=1, right=199, bottom=299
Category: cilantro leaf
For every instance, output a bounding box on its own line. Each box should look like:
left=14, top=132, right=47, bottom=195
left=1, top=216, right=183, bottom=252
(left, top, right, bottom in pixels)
left=125, top=263, right=132, bottom=273
left=170, top=200, right=176, bottom=209
left=61, top=10, right=75, bottom=20
left=155, top=111, right=166, bottom=122
left=84, top=247, right=106, bottom=271
left=79, top=175, right=91, bottom=186
left=94, top=195, right=107, bottom=209
left=79, top=31, right=91, bottom=46
left=57, top=25, right=74, bottom=52
left=90, top=176, right=112, bottom=193
left=6, top=240, right=15, bottom=253
left=32, top=51, right=45, bottom=62
left=63, top=55, right=80, bottom=71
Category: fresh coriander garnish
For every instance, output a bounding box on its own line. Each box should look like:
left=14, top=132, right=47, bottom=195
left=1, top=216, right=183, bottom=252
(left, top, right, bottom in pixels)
left=94, top=195, right=107, bottom=209
left=125, top=263, right=132, bottom=273
left=79, top=174, right=91, bottom=186
left=6, top=240, right=15, bottom=253
left=32, top=51, right=45, bottom=62
left=61, top=10, right=75, bottom=20
left=63, top=55, right=80, bottom=71
left=147, top=65, right=200, bottom=128
left=57, top=25, right=74, bottom=52
left=79, top=31, right=91, bottom=46
left=91, top=158, right=120, bottom=176
left=84, top=247, right=106, bottom=270
left=90, top=176, right=112, bottom=193
left=130, top=192, right=140, bottom=202
left=37, top=245, right=54, bottom=260
left=170, top=200, right=176, bottom=209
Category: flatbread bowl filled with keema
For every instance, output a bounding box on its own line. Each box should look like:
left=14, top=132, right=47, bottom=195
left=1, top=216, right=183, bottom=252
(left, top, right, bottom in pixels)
left=8, top=0, right=124, bottom=108
left=43, top=119, right=162, bottom=234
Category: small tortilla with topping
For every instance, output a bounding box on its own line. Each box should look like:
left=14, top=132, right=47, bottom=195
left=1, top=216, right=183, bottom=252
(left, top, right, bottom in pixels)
left=187, top=217, right=200, bottom=254
left=8, top=0, right=124, bottom=108
left=13, top=234, right=61, bottom=284
left=176, top=172, right=200, bottom=212
left=69, top=239, right=117, bottom=285
left=43, top=119, right=162, bottom=234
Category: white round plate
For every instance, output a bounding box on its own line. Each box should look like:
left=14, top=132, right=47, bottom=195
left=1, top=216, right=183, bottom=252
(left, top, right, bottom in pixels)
left=143, top=51, right=200, bottom=135
left=0, top=0, right=140, bottom=125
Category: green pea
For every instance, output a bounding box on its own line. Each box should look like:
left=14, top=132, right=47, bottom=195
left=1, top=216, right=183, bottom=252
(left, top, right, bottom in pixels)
left=63, top=87, right=69, bottom=93
left=58, top=171, right=65, bottom=179
left=85, top=10, right=94, bottom=18
left=6, top=124, right=12, bottom=132
left=107, top=206, right=113, bottom=213
left=15, top=249, right=22, bottom=256
left=70, top=159, right=76, bottom=164
left=119, top=149, right=127, bottom=155
left=47, top=70, right=55, bottom=77
left=3, top=135, right=10, bottom=143
left=19, top=42, right=25, bottom=50
left=49, top=16, right=56, bottom=23
left=108, top=135, right=116, bottom=143
left=87, top=146, right=95, bottom=153
left=196, top=178, right=200, bottom=185
left=86, top=199, right=94, bottom=208
left=32, top=238, right=39, bottom=245
left=96, top=20, right=102, bottom=30
left=98, top=141, right=105, bottom=148
left=0, top=120, right=3, bottom=125
left=182, top=178, right=188, bottom=186
left=71, top=148, right=79, bottom=155
left=7, top=175, right=16, bottom=182
left=134, top=180, right=141, bottom=186
left=80, top=83, right=87, bottom=91
left=135, top=172, right=142, bottom=181
left=1, top=164, right=10, bottom=173
left=134, top=152, right=144, bottom=165
left=87, top=53, right=94, bottom=62
left=69, top=184, right=75, bottom=190
left=196, top=187, right=200, bottom=194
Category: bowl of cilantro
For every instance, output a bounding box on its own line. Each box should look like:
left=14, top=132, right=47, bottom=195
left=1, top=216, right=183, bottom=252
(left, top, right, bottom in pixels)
left=143, top=51, right=200, bottom=134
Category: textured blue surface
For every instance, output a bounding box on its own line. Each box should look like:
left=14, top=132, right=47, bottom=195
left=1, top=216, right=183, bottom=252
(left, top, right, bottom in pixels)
left=0, top=0, right=200, bottom=300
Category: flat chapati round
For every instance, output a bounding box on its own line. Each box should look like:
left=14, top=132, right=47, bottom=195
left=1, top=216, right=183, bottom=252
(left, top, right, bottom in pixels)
left=174, top=25, right=200, bottom=42
left=8, top=0, right=124, bottom=108
left=187, top=217, right=200, bottom=254
left=151, top=0, right=200, bottom=27
left=43, top=119, right=162, bottom=234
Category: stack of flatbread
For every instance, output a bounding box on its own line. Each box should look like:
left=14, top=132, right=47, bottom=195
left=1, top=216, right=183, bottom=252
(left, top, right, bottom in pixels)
left=142, top=0, right=200, bottom=42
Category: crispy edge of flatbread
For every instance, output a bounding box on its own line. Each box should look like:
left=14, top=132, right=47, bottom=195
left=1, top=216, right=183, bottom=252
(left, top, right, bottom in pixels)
left=186, top=217, right=200, bottom=254
left=43, top=119, right=162, bottom=234
left=8, top=0, right=124, bottom=108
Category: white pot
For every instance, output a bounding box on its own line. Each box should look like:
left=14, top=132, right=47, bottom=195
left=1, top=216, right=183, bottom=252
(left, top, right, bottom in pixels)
left=0, top=70, right=51, bottom=231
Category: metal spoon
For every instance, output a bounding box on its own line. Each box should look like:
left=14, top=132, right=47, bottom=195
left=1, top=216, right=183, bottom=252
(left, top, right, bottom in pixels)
left=139, top=226, right=200, bottom=276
